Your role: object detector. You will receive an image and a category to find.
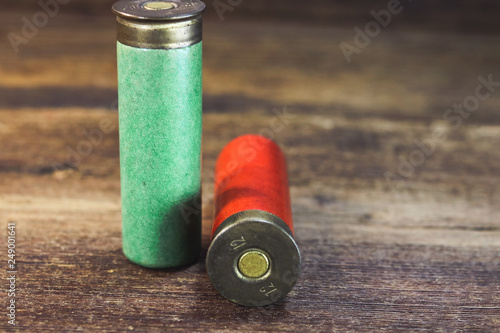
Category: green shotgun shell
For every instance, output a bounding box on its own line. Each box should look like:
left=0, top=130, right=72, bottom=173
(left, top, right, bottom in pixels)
left=113, top=0, right=205, bottom=268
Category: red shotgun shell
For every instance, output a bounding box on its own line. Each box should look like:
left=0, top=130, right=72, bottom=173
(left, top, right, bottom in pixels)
left=206, top=134, right=301, bottom=306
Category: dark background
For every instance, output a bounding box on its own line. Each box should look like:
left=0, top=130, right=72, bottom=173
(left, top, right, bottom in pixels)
left=6, top=0, right=500, bottom=32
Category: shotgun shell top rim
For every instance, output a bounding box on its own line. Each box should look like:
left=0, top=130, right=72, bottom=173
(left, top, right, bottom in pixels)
left=112, top=0, right=205, bottom=49
left=206, top=134, right=301, bottom=306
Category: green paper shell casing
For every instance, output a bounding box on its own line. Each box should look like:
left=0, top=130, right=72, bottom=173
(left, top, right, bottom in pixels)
left=112, top=0, right=205, bottom=268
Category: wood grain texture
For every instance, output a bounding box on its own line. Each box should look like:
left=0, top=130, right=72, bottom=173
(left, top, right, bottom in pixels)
left=1, top=4, right=500, bottom=332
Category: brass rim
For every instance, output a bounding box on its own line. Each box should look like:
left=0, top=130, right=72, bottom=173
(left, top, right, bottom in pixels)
left=206, top=210, right=301, bottom=307
left=113, top=0, right=204, bottom=49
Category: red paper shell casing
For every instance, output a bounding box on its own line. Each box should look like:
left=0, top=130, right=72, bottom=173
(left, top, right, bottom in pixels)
left=206, top=134, right=301, bottom=306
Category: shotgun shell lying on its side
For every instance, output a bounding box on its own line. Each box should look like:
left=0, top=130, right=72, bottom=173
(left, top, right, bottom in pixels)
left=206, top=134, right=301, bottom=306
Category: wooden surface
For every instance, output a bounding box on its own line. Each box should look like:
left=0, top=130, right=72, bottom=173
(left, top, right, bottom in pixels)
left=1, top=3, right=500, bottom=332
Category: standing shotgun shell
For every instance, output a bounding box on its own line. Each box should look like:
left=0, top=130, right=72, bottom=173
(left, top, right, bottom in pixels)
left=112, top=0, right=205, bottom=268
left=206, top=134, right=301, bottom=306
